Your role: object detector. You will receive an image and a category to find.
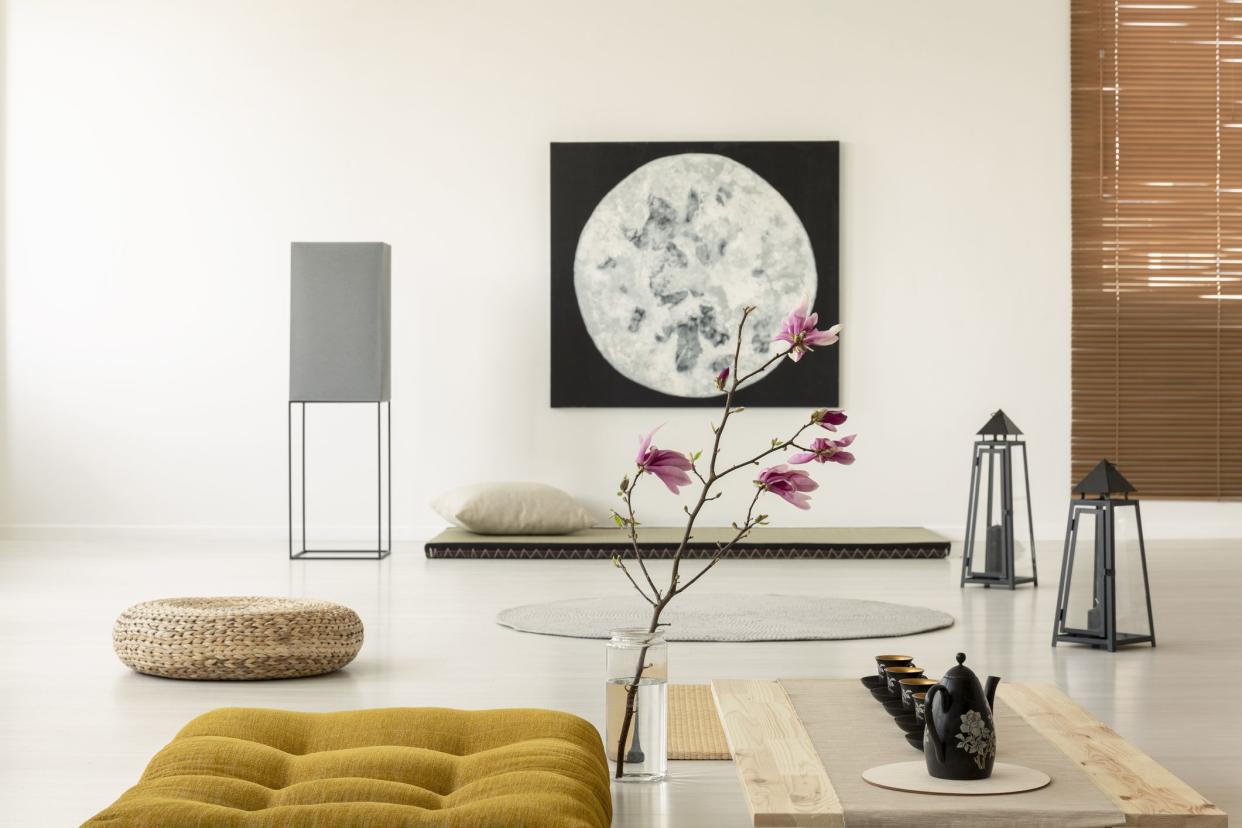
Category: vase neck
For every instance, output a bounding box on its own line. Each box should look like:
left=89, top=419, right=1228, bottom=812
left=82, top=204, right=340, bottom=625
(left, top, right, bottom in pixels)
left=609, top=627, right=666, bottom=646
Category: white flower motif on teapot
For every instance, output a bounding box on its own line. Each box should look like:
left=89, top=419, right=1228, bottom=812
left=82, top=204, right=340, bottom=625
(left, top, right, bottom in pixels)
left=954, top=709, right=996, bottom=770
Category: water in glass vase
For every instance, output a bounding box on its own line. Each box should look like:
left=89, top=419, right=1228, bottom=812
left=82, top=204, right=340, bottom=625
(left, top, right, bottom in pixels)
left=606, top=676, right=668, bottom=782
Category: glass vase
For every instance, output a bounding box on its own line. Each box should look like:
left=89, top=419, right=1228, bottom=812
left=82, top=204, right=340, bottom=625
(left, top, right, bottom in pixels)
left=605, top=627, right=668, bottom=783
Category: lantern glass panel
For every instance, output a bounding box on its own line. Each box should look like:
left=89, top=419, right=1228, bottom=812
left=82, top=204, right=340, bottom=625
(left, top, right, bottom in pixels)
left=1111, top=505, right=1153, bottom=640
left=1009, top=445, right=1035, bottom=581
left=966, top=449, right=1004, bottom=579
left=965, top=445, right=1035, bottom=582
left=1061, top=504, right=1107, bottom=638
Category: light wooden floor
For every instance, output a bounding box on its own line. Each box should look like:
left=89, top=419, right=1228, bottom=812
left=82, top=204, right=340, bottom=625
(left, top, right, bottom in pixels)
left=0, top=538, right=1237, bottom=826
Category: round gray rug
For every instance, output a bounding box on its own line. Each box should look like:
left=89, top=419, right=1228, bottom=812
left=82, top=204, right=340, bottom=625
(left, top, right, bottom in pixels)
left=495, top=593, right=955, bottom=642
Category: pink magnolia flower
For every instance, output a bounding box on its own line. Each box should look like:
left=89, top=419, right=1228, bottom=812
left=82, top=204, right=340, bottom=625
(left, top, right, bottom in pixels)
left=812, top=409, right=848, bottom=431
left=636, top=427, right=694, bottom=493
left=714, top=367, right=730, bottom=391
left=756, top=464, right=818, bottom=510
left=773, top=302, right=841, bottom=362
left=789, top=435, right=856, bottom=466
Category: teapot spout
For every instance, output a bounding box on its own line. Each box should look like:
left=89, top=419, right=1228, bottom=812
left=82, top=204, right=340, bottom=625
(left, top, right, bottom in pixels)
left=984, top=675, right=1000, bottom=710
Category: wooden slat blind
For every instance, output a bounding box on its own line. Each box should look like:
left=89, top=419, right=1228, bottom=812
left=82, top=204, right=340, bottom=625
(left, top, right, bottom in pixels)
left=1072, top=0, right=1242, bottom=498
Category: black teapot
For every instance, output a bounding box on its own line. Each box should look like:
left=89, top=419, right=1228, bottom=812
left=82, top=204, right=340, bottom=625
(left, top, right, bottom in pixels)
left=923, top=653, right=1000, bottom=780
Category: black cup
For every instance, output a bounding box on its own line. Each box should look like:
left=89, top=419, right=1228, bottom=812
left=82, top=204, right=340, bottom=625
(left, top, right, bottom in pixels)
left=874, top=654, right=914, bottom=681
left=912, top=691, right=929, bottom=721
left=898, top=677, right=938, bottom=711
left=882, top=665, right=924, bottom=696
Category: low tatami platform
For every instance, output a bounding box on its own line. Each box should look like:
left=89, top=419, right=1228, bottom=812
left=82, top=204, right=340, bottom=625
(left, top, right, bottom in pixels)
left=424, top=526, right=951, bottom=559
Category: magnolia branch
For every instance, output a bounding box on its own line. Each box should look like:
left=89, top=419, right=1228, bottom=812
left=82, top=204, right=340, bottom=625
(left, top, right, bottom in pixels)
left=673, top=486, right=765, bottom=597
left=717, top=420, right=817, bottom=479
left=619, top=475, right=661, bottom=601
left=611, top=556, right=655, bottom=606
left=610, top=302, right=845, bottom=779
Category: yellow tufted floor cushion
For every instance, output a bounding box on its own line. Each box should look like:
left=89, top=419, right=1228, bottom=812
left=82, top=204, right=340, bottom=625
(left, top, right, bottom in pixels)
left=84, top=707, right=612, bottom=828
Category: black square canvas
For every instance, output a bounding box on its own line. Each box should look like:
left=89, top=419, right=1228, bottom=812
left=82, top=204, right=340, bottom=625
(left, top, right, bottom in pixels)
left=550, top=141, right=839, bottom=408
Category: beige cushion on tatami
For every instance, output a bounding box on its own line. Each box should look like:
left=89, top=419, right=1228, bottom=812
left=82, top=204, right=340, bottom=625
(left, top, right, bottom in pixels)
left=431, top=482, right=596, bottom=535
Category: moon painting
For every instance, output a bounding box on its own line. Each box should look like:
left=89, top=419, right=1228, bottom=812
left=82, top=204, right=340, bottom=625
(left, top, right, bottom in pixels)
left=574, top=153, right=815, bottom=398
left=551, top=141, right=839, bottom=408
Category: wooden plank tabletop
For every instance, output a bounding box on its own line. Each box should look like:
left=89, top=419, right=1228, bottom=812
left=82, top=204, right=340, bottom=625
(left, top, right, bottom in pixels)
left=1000, top=683, right=1226, bottom=828
left=711, top=680, right=844, bottom=827
left=710, top=679, right=1227, bottom=828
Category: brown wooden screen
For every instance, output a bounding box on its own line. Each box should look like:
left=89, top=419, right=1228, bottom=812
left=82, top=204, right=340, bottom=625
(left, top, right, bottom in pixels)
left=1072, top=0, right=1242, bottom=498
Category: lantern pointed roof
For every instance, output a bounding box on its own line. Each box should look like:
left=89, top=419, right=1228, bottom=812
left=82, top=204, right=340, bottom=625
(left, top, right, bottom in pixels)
left=976, top=409, right=1022, bottom=437
left=1073, top=460, right=1137, bottom=496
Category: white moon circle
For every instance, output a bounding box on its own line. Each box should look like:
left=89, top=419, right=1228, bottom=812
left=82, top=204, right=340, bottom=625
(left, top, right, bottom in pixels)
left=573, top=153, right=817, bottom=398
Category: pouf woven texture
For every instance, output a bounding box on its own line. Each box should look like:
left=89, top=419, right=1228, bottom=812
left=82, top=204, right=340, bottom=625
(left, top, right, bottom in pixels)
left=113, top=597, right=363, bottom=680
left=83, top=706, right=612, bottom=828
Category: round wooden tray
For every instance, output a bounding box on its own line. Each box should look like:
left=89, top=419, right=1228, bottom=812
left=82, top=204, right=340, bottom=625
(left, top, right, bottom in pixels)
left=862, top=761, right=1051, bottom=796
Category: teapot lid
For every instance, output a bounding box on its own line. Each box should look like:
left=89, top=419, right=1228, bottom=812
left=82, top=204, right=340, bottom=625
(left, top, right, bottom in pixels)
left=943, top=652, right=977, bottom=679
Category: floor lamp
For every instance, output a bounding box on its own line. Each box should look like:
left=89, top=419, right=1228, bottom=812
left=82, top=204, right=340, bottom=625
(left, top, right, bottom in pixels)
left=288, top=242, right=391, bottom=560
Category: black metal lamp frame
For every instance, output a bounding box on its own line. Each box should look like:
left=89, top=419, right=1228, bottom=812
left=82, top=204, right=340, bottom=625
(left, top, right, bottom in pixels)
left=288, top=401, right=391, bottom=560
left=1052, top=495, right=1155, bottom=651
left=961, top=437, right=1038, bottom=589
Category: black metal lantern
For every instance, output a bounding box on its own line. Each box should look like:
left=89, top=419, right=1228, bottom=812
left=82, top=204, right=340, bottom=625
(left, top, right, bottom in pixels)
left=1052, top=460, right=1155, bottom=652
left=960, top=410, right=1038, bottom=589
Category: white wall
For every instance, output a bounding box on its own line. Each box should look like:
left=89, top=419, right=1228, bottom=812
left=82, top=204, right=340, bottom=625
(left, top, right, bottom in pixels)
left=3, top=0, right=1239, bottom=540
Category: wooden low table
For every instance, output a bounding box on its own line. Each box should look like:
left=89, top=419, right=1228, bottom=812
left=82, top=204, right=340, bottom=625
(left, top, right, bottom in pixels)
left=711, top=679, right=1226, bottom=828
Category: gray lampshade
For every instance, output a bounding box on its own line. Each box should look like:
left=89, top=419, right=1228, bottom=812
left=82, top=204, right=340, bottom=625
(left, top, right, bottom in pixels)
left=290, top=242, right=391, bottom=402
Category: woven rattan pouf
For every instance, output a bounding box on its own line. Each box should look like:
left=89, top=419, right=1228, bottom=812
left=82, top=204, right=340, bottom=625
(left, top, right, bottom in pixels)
left=113, top=597, right=364, bottom=680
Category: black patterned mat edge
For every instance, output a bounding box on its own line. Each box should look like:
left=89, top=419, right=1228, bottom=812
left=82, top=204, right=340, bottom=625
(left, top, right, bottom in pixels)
left=424, top=543, right=950, bottom=560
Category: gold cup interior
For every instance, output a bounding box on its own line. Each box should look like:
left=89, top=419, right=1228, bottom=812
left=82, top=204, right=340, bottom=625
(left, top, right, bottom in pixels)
left=899, top=677, right=938, bottom=688
left=885, top=666, right=924, bottom=676
left=912, top=692, right=928, bottom=700
left=875, top=655, right=914, bottom=663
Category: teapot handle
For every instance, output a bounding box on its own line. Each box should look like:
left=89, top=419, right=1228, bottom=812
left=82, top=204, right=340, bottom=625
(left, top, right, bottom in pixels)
left=923, top=683, right=949, bottom=764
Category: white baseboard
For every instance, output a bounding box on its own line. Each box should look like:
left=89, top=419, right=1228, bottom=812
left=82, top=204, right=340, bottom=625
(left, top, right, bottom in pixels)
left=0, top=524, right=447, bottom=542
left=2, top=523, right=970, bottom=544
left=922, top=523, right=1068, bottom=544
left=926, top=523, right=1242, bottom=543
left=1, top=521, right=1235, bottom=544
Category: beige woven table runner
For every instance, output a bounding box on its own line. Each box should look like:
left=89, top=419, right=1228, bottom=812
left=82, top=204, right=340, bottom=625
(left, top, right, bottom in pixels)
left=668, top=684, right=731, bottom=760
left=781, top=679, right=1126, bottom=827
